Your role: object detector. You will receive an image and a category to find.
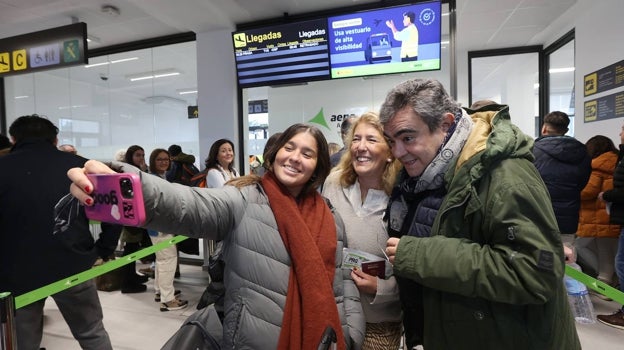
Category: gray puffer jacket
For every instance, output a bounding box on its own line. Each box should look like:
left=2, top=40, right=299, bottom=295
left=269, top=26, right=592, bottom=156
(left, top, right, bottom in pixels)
left=138, top=171, right=365, bottom=349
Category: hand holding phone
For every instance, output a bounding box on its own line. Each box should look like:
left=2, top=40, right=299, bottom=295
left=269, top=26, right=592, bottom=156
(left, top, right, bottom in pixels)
left=84, top=173, right=146, bottom=226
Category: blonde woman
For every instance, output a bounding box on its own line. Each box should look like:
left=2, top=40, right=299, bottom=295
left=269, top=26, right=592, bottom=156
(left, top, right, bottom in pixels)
left=322, top=112, right=403, bottom=349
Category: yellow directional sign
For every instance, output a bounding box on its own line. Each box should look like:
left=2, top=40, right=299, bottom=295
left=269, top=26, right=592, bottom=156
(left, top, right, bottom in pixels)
left=584, top=100, right=597, bottom=122
left=233, top=33, right=247, bottom=48
left=584, top=73, right=597, bottom=96
left=0, top=22, right=86, bottom=77
left=187, top=105, right=199, bottom=119
left=12, top=49, right=27, bottom=70
left=0, top=52, right=9, bottom=73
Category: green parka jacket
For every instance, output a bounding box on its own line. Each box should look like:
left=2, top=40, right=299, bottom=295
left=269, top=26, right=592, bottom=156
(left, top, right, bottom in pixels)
left=393, top=104, right=581, bottom=349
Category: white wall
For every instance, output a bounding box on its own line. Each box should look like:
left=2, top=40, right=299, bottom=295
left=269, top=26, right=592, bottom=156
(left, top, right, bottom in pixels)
left=196, top=29, right=239, bottom=169
left=570, top=0, right=624, bottom=144
left=518, top=0, right=624, bottom=144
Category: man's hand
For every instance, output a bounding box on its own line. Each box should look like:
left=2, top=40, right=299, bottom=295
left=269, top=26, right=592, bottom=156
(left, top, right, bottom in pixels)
left=563, top=243, right=576, bottom=264
left=386, top=237, right=400, bottom=265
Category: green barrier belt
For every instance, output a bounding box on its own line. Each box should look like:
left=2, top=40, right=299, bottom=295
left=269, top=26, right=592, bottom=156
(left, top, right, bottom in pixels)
left=14, top=235, right=189, bottom=309
left=12, top=237, right=624, bottom=309
left=565, top=264, right=624, bottom=305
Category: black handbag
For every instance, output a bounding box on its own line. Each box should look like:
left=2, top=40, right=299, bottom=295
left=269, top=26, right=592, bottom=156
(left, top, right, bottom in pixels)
left=160, top=305, right=222, bottom=350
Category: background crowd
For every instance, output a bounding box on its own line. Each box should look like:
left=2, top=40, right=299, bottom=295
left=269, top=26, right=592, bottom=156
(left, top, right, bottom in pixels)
left=2, top=77, right=623, bottom=349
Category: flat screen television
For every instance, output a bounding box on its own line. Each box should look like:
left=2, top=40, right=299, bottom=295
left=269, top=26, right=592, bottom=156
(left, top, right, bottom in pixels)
left=232, top=18, right=330, bottom=88
left=328, top=1, right=441, bottom=79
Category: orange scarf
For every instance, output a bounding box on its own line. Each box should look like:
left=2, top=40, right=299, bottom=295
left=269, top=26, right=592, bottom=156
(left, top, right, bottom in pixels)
left=261, top=172, right=346, bottom=350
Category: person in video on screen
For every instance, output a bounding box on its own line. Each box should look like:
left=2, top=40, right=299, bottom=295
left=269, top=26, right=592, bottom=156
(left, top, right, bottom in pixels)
left=385, top=11, right=418, bottom=62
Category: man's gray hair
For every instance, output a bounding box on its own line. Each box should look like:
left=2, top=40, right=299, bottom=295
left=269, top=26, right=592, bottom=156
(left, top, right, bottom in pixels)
left=379, top=79, right=462, bottom=132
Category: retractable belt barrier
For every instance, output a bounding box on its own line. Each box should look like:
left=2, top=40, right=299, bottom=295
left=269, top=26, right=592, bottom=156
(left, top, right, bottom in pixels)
left=565, top=264, right=624, bottom=305
left=13, top=235, right=189, bottom=309
left=10, top=240, right=624, bottom=309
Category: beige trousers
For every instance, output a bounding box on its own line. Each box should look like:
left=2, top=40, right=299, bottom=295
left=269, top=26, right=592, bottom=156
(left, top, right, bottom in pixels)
left=150, top=232, right=178, bottom=303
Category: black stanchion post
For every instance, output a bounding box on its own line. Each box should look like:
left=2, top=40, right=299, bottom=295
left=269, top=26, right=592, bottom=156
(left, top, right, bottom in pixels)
left=0, top=292, right=17, bottom=350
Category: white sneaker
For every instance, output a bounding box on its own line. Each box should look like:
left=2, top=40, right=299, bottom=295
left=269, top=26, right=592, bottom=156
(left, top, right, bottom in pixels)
left=154, top=289, right=181, bottom=302
left=160, top=298, right=188, bottom=312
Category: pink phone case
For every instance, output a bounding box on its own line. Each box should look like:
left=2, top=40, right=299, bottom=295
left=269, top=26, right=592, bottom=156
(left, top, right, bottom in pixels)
left=85, top=173, right=146, bottom=226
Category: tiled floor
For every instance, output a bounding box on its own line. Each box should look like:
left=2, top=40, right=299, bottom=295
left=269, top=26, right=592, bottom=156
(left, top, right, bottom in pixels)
left=38, top=263, right=624, bottom=349
left=41, top=263, right=209, bottom=350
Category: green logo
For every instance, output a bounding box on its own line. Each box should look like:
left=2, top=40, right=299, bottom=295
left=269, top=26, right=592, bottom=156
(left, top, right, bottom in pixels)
left=308, top=108, right=330, bottom=129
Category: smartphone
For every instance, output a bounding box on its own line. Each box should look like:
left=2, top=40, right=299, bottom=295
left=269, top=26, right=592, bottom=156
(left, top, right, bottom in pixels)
left=84, top=173, right=146, bottom=226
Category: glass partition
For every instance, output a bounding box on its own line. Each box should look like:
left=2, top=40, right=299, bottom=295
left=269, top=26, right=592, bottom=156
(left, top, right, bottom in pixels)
left=4, top=41, right=199, bottom=162
left=469, top=48, right=541, bottom=137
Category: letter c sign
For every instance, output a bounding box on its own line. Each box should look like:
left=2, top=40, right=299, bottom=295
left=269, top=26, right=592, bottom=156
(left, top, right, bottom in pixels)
left=13, top=49, right=27, bottom=71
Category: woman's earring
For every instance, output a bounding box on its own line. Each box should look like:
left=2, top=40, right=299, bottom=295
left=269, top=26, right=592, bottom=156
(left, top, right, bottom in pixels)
left=387, top=158, right=393, bottom=163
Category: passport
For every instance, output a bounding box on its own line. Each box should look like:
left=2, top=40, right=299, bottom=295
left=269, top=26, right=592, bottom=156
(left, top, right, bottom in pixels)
left=361, top=260, right=385, bottom=279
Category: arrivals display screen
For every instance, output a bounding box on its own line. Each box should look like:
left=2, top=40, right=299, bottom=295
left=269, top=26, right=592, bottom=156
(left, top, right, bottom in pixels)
left=231, top=1, right=442, bottom=87
left=328, top=1, right=441, bottom=79
left=232, top=19, right=330, bottom=88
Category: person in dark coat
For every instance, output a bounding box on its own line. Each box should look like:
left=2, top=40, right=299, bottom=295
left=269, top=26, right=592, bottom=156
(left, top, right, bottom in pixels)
left=533, top=111, right=591, bottom=242
left=165, top=144, right=199, bottom=184
left=0, top=133, right=11, bottom=157
left=0, top=115, right=118, bottom=350
left=330, top=115, right=358, bottom=168
left=597, top=123, right=624, bottom=329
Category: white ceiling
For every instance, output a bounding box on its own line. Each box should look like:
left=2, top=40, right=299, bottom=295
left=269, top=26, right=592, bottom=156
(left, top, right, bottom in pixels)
left=0, top=0, right=577, bottom=105
left=0, top=0, right=577, bottom=51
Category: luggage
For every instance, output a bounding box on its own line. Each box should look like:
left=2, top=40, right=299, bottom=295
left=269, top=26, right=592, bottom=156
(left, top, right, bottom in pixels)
left=93, top=257, right=123, bottom=292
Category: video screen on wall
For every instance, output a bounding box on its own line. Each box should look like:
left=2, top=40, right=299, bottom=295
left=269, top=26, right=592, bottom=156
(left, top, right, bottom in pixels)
left=232, top=18, right=331, bottom=88
left=231, top=1, right=441, bottom=86
left=328, top=1, right=441, bottom=79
